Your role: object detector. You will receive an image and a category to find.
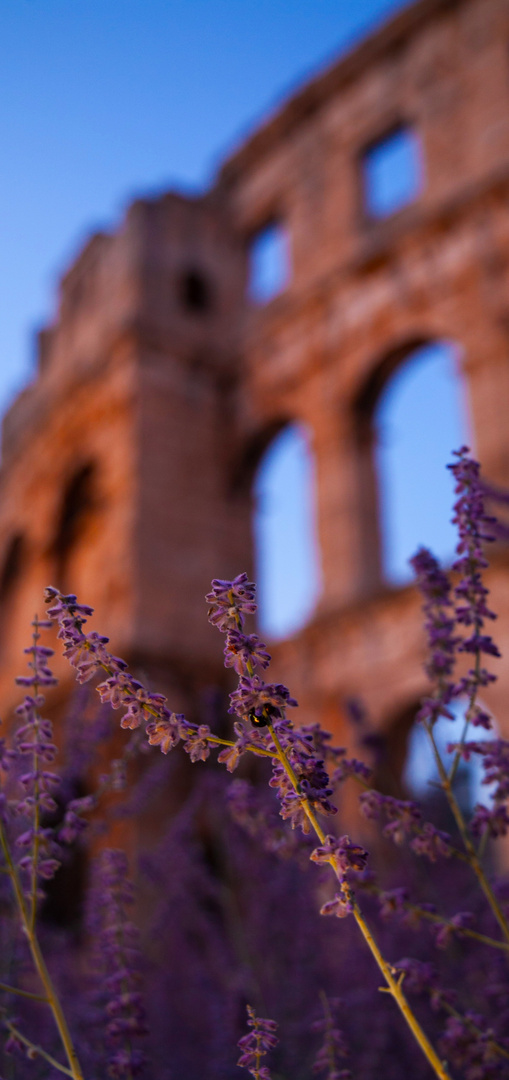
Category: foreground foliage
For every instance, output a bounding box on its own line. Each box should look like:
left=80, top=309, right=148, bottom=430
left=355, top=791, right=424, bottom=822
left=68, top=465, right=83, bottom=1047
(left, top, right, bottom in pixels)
left=0, top=449, right=508, bottom=1078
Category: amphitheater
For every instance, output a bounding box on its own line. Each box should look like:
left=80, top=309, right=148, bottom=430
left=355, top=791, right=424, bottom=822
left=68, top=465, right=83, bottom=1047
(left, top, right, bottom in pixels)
left=1, top=0, right=509, bottom=790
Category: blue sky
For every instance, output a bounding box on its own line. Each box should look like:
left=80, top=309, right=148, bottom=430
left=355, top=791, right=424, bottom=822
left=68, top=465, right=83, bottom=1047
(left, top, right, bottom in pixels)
left=0, top=0, right=409, bottom=419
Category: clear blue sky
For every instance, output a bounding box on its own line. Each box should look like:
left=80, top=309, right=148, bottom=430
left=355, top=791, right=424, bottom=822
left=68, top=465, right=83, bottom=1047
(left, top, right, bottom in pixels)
left=0, top=0, right=409, bottom=418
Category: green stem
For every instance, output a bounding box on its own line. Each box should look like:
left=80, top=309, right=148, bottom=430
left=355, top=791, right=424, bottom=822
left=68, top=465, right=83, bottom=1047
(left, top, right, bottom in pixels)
left=0, top=821, right=84, bottom=1080
left=267, top=723, right=451, bottom=1080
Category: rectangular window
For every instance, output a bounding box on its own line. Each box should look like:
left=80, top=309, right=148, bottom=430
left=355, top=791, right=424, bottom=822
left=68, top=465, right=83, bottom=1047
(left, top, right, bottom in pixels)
left=248, top=221, right=290, bottom=304
left=362, top=125, right=423, bottom=220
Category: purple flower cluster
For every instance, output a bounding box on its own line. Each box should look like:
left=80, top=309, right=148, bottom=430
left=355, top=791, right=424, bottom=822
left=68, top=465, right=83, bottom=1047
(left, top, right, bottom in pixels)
left=10, top=622, right=62, bottom=887
left=226, top=777, right=312, bottom=860
left=44, top=588, right=194, bottom=758
left=457, top=738, right=509, bottom=838
left=229, top=675, right=297, bottom=727
left=311, top=835, right=367, bottom=920
left=449, top=449, right=500, bottom=706
left=311, top=997, right=351, bottom=1080
left=439, top=1014, right=508, bottom=1080
left=359, top=790, right=453, bottom=860
left=410, top=548, right=458, bottom=726
left=206, top=575, right=338, bottom=831
left=237, top=1005, right=278, bottom=1080
left=311, top=834, right=368, bottom=878
left=206, top=574, right=257, bottom=630
left=88, top=849, right=147, bottom=1078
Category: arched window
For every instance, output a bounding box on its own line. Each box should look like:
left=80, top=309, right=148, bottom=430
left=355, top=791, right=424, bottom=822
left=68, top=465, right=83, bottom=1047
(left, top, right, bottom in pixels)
left=253, top=423, right=321, bottom=639
left=0, top=533, right=25, bottom=650
left=53, top=464, right=96, bottom=590
left=248, top=221, right=290, bottom=304
left=0, top=533, right=25, bottom=603
left=375, top=341, right=470, bottom=584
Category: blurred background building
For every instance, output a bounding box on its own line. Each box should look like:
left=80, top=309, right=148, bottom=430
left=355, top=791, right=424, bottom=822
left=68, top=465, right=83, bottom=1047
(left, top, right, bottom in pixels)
left=1, top=0, right=509, bottom=802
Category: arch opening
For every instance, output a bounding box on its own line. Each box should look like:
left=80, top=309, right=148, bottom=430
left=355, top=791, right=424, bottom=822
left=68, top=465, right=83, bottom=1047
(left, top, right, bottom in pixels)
left=248, top=221, right=290, bottom=305
left=53, top=463, right=97, bottom=590
left=252, top=423, right=321, bottom=640
left=0, top=533, right=25, bottom=602
left=404, top=698, right=496, bottom=814
left=373, top=340, right=471, bottom=585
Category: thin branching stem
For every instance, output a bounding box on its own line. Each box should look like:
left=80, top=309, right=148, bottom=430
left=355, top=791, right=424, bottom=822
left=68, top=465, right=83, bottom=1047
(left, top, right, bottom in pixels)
left=267, top=722, right=451, bottom=1080
left=425, top=722, right=509, bottom=946
left=0, top=819, right=84, bottom=1080
left=0, top=981, right=49, bottom=1002
left=2, top=1018, right=75, bottom=1078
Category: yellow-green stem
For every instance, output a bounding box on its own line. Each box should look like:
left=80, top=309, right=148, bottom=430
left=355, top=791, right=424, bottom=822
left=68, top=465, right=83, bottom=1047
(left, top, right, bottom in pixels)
left=0, top=821, right=84, bottom=1080
left=267, top=722, right=451, bottom=1080
left=3, top=1020, right=75, bottom=1078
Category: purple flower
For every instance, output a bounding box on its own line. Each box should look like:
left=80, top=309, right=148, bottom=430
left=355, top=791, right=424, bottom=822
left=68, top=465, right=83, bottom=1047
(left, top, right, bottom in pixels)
left=310, top=835, right=368, bottom=879
left=319, top=892, right=354, bottom=919
left=440, top=1012, right=504, bottom=1079
left=229, top=675, right=297, bottom=726
left=205, top=573, right=257, bottom=632
left=179, top=720, right=212, bottom=762
left=410, top=547, right=458, bottom=724
left=217, top=721, right=268, bottom=773
left=223, top=628, right=271, bottom=675
left=237, top=1005, right=278, bottom=1079
left=145, top=713, right=183, bottom=755
left=45, top=588, right=184, bottom=753
left=87, top=849, right=147, bottom=1078
left=433, top=911, right=474, bottom=949
left=378, top=888, right=409, bottom=919
left=359, top=792, right=421, bottom=844
left=410, top=822, right=453, bottom=862
left=471, top=804, right=509, bottom=839
left=312, top=997, right=351, bottom=1080
left=332, top=758, right=372, bottom=784
left=449, top=449, right=501, bottom=699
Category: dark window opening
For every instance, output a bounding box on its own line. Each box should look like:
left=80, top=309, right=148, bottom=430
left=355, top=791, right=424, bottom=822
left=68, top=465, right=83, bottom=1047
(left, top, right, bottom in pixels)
left=179, top=269, right=213, bottom=314
left=248, top=221, right=290, bottom=304
left=0, top=534, right=25, bottom=602
left=362, top=125, right=423, bottom=220
left=39, top=779, right=89, bottom=934
left=53, top=464, right=96, bottom=589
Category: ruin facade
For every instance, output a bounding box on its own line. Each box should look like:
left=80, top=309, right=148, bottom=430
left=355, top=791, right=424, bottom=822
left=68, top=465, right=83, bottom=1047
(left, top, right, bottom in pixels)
left=2, top=0, right=509, bottom=771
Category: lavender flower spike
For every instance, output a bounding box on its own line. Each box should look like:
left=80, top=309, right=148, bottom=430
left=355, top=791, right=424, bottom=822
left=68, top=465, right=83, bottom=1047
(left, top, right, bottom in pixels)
left=237, top=1005, right=278, bottom=1080
left=44, top=587, right=184, bottom=754
left=410, top=547, right=458, bottom=725
left=449, top=448, right=501, bottom=704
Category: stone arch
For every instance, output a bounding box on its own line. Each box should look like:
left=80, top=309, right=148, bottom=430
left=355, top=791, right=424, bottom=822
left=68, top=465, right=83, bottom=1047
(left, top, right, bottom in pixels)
left=353, top=334, right=470, bottom=589
left=251, top=420, right=321, bottom=639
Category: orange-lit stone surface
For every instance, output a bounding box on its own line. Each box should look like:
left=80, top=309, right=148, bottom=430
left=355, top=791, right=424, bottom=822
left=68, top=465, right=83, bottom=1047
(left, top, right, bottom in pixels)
left=2, top=0, right=509, bottom=774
